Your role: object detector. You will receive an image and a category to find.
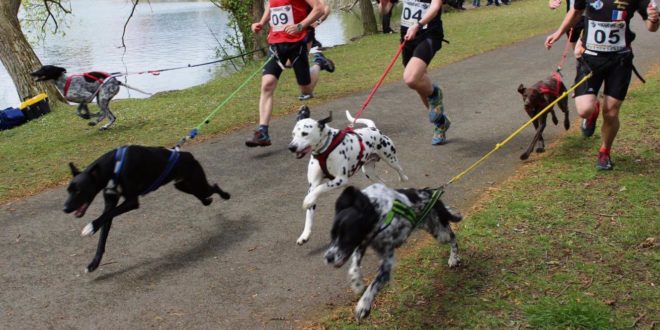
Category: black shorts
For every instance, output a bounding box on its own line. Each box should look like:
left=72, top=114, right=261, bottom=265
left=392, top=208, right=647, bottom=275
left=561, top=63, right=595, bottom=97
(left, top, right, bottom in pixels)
left=574, top=52, right=634, bottom=101
left=264, top=42, right=311, bottom=86
left=304, top=27, right=316, bottom=46
left=401, top=35, right=443, bottom=67
left=568, top=19, right=584, bottom=43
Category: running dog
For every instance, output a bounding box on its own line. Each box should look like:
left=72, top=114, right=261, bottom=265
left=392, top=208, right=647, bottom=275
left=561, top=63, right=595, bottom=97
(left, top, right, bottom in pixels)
left=517, top=72, right=570, bottom=160
left=64, top=145, right=230, bottom=273
left=324, top=184, right=462, bottom=320
left=288, top=110, right=408, bottom=245
left=31, top=65, right=149, bottom=130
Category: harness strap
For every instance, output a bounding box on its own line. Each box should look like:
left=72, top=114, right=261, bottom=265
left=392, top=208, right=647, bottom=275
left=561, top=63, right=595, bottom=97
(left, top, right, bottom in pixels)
left=141, top=149, right=180, bottom=196
left=63, top=72, right=110, bottom=99
left=537, top=72, right=563, bottom=98
left=313, top=128, right=366, bottom=180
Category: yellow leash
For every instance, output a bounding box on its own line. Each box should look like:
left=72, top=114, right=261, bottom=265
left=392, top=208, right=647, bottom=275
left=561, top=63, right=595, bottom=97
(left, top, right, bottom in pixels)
left=447, top=72, right=593, bottom=185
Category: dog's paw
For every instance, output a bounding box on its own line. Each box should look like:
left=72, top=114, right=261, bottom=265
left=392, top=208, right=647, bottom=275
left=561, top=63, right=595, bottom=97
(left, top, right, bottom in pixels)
left=302, top=196, right=315, bottom=210
left=448, top=254, right=461, bottom=268
left=351, top=280, right=366, bottom=294
left=520, top=153, right=529, bottom=160
left=296, top=235, right=309, bottom=245
left=202, top=197, right=212, bottom=206
left=354, top=302, right=372, bottom=321
left=86, top=258, right=100, bottom=273
left=81, top=223, right=95, bottom=237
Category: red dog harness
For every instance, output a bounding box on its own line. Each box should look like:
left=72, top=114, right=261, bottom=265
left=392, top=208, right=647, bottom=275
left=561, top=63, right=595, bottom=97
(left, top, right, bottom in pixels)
left=63, top=71, right=111, bottom=99
left=537, top=72, right=563, bottom=97
left=313, top=127, right=366, bottom=180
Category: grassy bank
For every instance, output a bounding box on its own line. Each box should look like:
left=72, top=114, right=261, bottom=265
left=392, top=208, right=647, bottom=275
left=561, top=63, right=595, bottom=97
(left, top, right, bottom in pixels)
left=319, top=69, right=659, bottom=328
left=0, top=0, right=562, bottom=203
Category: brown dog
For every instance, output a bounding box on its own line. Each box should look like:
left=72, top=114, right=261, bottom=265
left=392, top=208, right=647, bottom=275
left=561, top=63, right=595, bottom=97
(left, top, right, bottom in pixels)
left=517, top=72, right=570, bottom=160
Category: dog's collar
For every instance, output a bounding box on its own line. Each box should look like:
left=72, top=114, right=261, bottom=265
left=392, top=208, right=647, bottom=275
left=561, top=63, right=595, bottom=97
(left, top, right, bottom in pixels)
left=313, top=131, right=334, bottom=155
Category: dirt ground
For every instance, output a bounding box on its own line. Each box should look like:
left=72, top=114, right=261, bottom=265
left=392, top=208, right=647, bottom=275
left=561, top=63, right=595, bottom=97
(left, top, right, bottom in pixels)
left=1, top=24, right=657, bottom=329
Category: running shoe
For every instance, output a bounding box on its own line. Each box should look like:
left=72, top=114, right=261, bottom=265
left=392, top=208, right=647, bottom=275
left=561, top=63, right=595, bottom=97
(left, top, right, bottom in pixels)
left=298, top=93, right=314, bottom=101
left=596, top=152, right=614, bottom=171
left=581, top=100, right=600, bottom=137
left=427, top=84, right=445, bottom=124
left=245, top=130, right=271, bottom=147
left=432, top=115, right=451, bottom=145
left=313, top=53, right=335, bottom=73
left=296, top=105, right=311, bottom=121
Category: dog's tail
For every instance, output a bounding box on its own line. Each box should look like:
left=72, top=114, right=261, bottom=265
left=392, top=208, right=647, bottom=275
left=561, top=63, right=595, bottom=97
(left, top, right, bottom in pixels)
left=118, top=81, right=152, bottom=95
left=345, top=110, right=376, bottom=128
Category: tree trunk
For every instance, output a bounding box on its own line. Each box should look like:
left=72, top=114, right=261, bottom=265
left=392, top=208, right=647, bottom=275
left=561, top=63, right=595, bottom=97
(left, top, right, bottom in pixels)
left=251, top=0, right=267, bottom=57
left=359, top=0, right=378, bottom=35
left=0, top=0, right=66, bottom=105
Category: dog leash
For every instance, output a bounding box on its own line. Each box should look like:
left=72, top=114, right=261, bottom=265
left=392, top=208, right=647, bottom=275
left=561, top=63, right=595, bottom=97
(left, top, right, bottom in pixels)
left=556, top=28, right=573, bottom=74
left=351, top=40, right=407, bottom=125
left=110, top=48, right=268, bottom=77
left=174, top=56, right=274, bottom=150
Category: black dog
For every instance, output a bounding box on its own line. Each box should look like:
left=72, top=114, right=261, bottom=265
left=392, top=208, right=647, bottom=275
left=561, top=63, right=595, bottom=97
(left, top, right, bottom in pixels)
left=517, top=72, right=570, bottom=160
left=64, top=145, right=230, bottom=272
left=324, top=184, right=462, bottom=320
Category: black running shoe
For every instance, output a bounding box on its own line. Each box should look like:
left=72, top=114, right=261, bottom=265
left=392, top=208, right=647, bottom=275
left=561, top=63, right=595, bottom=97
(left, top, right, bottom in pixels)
left=296, top=105, right=311, bottom=121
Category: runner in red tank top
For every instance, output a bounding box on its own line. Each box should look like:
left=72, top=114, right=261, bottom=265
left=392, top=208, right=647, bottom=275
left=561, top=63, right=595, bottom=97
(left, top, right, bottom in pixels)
left=246, top=0, right=329, bottom=147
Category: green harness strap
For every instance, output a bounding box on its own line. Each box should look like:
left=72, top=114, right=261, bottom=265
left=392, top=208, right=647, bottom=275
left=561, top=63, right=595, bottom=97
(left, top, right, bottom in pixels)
left=383, top=188, right=444, bottom=228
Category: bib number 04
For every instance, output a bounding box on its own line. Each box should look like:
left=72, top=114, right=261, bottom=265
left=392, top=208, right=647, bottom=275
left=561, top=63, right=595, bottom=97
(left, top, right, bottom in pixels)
left=401, top=0, right=429, bottom=28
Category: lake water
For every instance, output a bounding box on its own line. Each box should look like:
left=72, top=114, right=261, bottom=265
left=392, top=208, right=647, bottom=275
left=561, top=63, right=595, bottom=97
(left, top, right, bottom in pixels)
left=0, top=0, right=365, bottom=109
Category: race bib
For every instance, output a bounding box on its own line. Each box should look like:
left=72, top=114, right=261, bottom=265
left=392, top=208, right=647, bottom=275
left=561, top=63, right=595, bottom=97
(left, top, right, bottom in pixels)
left=401, top=0, right=429, bottom=29
left=585, top=20, right=627, bottom=52
left=270, top=5, right=294, bottom=32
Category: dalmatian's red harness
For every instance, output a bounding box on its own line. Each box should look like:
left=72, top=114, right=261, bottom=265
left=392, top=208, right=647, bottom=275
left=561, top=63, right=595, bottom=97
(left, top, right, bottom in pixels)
left=313, top=127, right=366, bottom=180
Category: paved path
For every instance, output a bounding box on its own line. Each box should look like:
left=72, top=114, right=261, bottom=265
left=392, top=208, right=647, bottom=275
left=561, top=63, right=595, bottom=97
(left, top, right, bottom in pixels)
left=1, top=22, right=657, bottom=329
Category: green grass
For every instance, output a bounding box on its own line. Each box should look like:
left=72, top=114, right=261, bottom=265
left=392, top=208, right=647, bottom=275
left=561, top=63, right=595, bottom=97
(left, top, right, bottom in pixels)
left=318, top=72, right=660, bottom=328
left=0, top=0, right=563, bottom=203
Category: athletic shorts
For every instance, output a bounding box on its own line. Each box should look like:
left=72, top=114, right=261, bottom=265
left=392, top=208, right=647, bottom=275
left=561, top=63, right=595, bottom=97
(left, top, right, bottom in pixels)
left=574, top=52, right=634, bottom=101
left=304, top=27, right=316, bottom=46
left=401, top=35, right=443, bottom=67
left=375, top=0, right=400, bottom=4
left=567, top=19, right=584, bottom=43
left=264, top=42, right=311, bottom=86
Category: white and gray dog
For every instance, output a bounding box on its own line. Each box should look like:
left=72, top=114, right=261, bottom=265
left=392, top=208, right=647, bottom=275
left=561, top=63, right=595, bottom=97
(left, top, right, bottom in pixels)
left=31, top=65, right=149, bottom=130
left=324, top=183, right=462, bottom=320
left=288, top=110, right=408, bottom=245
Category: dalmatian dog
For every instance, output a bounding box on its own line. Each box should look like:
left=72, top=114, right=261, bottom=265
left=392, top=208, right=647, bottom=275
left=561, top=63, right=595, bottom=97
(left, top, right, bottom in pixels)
left=31, top=65, right=149, bottom=130
left=288, top=110, right=408, bottom=245
left=324, top=184, right=462, bottom=320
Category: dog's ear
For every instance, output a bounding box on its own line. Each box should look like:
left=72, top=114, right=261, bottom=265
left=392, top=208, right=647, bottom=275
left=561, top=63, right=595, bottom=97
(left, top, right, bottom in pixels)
left=336, top=186, right=359, bottom=212
left=69, top=162, right=81, bottom=177
left=517, top=84, right=526, bottom=95
left=318, top=111, right=333, bottom=129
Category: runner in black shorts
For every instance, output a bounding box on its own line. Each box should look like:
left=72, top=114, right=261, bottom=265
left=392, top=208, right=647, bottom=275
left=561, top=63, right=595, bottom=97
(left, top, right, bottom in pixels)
left=377, top=0, right=400, bottom=33
left=396, top=0, right=449, bottom=145
left=545, top=0, right=658, bottom=170
left=298, top=0, right=335, bottom=101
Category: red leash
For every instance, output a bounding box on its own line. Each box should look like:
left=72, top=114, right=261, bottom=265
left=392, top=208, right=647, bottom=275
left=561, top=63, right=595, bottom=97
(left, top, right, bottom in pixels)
left=353, top=40, right=407, bottom=124
left=556, top=28, right=573, bottom=73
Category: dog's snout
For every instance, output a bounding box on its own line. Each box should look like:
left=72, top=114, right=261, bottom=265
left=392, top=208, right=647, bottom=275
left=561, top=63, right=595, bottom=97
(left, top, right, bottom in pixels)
left=325, top=253, right=335, bottom=264
left=288, top=144, right=297, bottom=153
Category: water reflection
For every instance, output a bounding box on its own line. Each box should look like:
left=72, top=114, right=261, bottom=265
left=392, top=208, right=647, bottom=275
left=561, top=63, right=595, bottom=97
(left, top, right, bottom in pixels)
left=0, top=0, right=364, bottom=108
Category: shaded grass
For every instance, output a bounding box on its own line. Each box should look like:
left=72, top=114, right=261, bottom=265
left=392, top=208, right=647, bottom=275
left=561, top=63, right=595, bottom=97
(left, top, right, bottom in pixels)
left=318, top=71, right=659, bottom=328
left=0, top=0, right=563, bottom=203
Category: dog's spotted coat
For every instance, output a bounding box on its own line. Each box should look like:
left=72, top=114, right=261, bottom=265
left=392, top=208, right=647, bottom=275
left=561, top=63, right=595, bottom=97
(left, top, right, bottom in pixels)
left=288, top=110, right=408, bottom=245
left=324, top=183, right=462, bottom=320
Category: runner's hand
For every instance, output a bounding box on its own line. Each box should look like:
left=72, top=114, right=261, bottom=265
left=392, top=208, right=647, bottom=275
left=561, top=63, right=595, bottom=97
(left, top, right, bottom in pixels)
left=404, top=23, right=420, bottom=41
left=252, top=23, right=263, bottom=33
left=648, top=3, right=658, bottom=21
left=574, top=39, right=585, bottom=58
left=284, top=24, right=301, bottom=35
left=544, top=31, right=561, bottom=49
left=549, top=0, right=562, bottom=9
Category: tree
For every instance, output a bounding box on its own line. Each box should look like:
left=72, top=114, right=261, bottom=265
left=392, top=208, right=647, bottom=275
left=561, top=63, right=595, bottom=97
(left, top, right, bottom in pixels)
left=210, top=0, right=267, bottom=57
left=0, top=0, right=67, bottom=104
left=359, top=0, right=378, bottom=35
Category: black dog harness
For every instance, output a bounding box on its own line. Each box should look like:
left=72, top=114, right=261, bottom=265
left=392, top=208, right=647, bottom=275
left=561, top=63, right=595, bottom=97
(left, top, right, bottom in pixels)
left=109, top=146, right=180, bottom=196
left=383, top=188, right=444, bottom=229
left=312, top=127, right=365, bottom=180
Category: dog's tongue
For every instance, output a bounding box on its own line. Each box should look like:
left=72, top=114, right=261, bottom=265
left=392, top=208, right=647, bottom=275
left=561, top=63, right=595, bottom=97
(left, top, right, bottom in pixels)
left=296, top=146, right=312, bottom=159
left=74, top=203, right=89, bottom=218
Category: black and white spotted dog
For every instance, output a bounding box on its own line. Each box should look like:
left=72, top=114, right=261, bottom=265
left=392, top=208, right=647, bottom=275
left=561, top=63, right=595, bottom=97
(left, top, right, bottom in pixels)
left=288, top=110, right=408, bottom=245
left=324, top=184, right=462, bottom=320
left=31, top=65, right=149, bottom=130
